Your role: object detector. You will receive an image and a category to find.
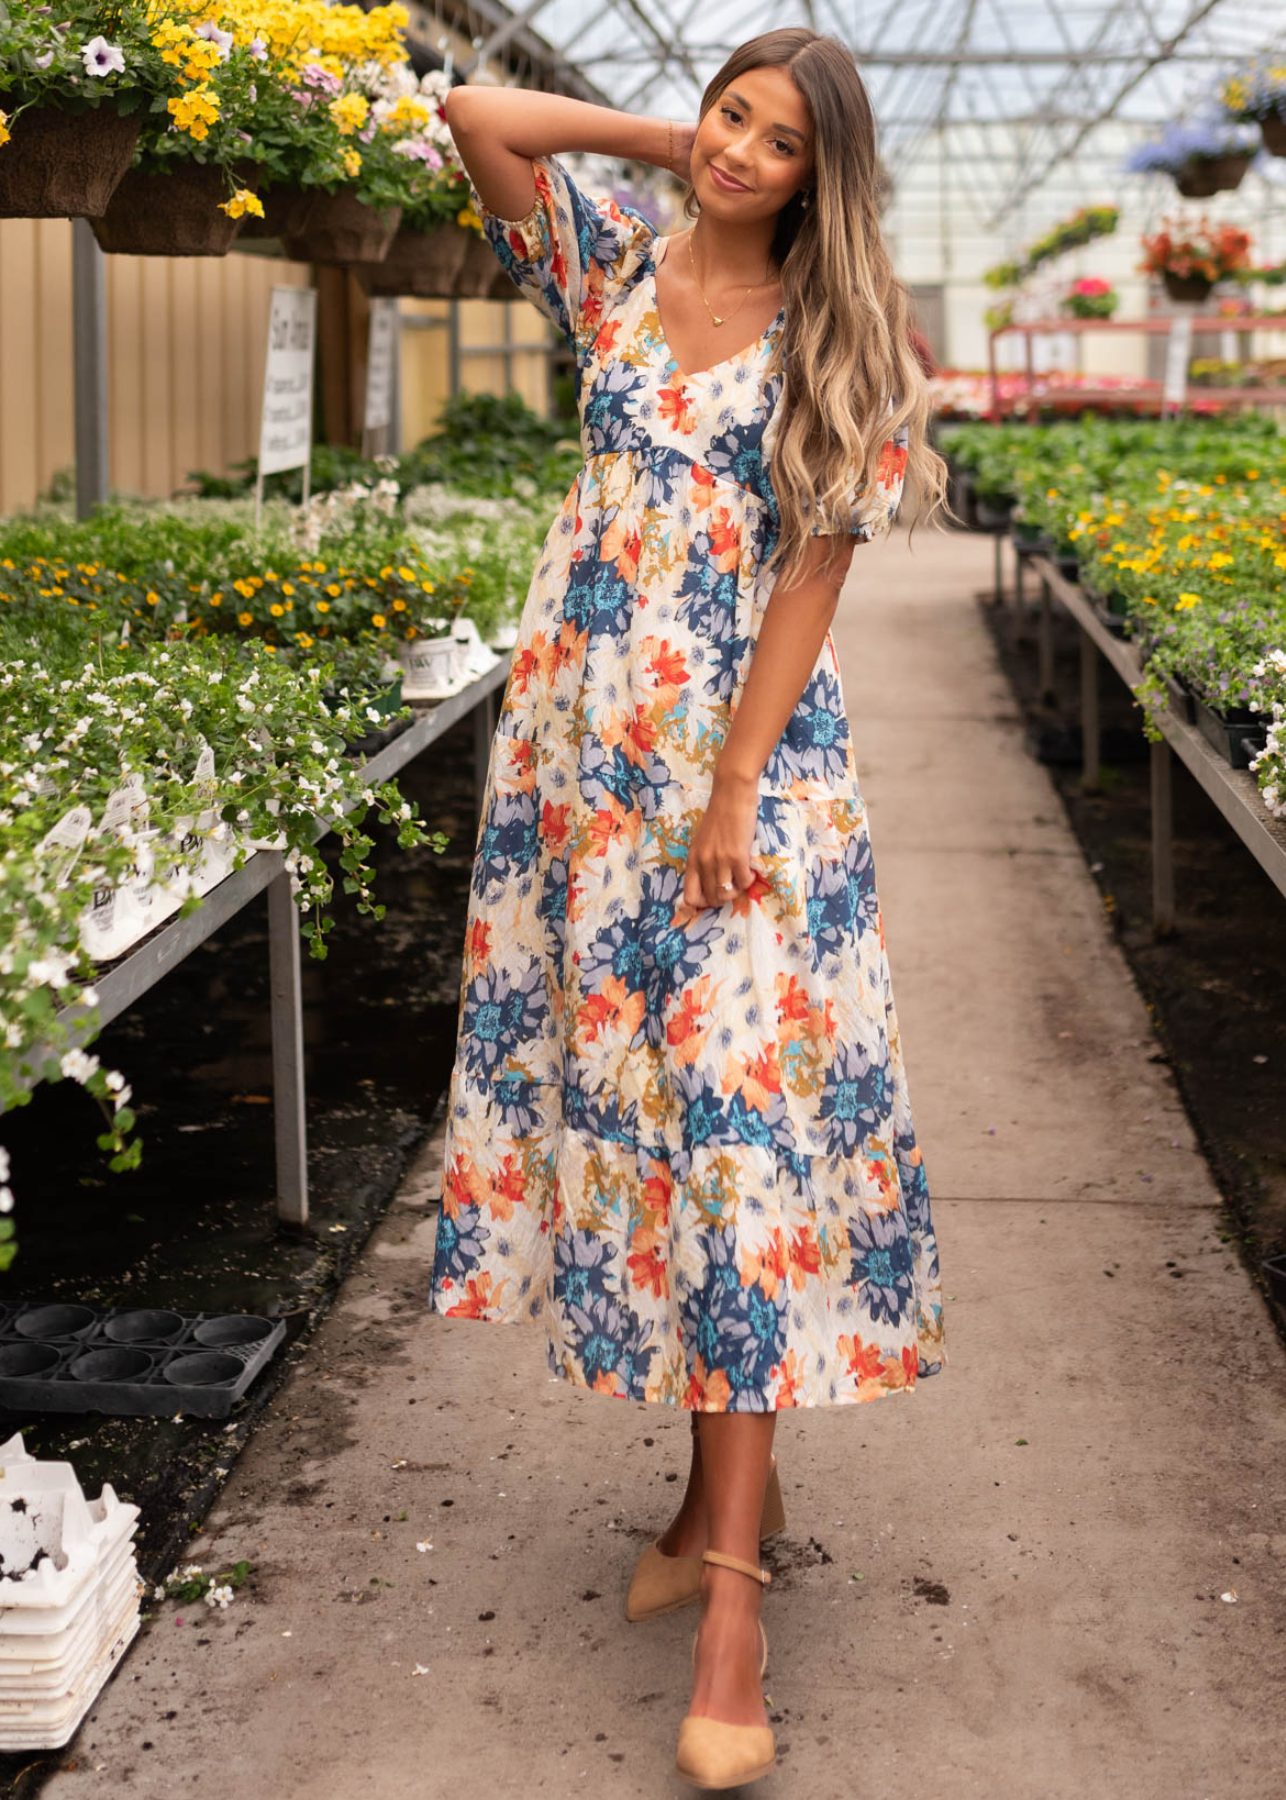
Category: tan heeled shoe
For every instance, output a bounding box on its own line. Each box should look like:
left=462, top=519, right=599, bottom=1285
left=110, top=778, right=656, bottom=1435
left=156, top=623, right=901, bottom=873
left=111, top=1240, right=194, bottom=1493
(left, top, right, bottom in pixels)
left=624, top=1454, right=786, bottom=1623
left=675, top=1548, right=775, bottom=1791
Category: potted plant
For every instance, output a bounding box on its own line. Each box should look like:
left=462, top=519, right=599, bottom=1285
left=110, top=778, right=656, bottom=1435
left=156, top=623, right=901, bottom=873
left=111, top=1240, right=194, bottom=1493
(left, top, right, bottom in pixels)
left=0, top=6, right=184, bottom=218
left=1220, top=62, right=1286, bottom=159
left=1138, top=216, right=1253, bottom=304
left=352, top=73, right=479, bottom=297
left=1060, top=277, right=1118, bottom=320
left=1125, top=121, right=1258, bottom=196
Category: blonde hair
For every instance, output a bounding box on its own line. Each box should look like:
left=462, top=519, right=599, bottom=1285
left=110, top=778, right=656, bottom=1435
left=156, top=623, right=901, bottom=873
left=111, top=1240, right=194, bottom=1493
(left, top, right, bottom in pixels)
left=680, top=29, right=947, bottom=587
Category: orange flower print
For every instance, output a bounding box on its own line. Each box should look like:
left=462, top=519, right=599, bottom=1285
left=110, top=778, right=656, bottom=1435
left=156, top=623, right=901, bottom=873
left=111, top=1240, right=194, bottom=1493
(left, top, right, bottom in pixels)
left=627, top=1238, right=669, bottom=1300
left=576, top=973, right=646, bottom=1048
left=741, top=1227, right=788, bottom=1299
left=689, top=461, right=718, bottom=515
left=724, top=1040, right=782, bottom=1111
left=540, top=800, right=572, bottom=850
left=447, top=1270, right=507, bottom=1318
left=685, top=1358, right=731, bottom=1412
left=658, top=379, right=697, bottom=434
left=837, top=1332, right=887, bottom=1385
left=877, top=437, right=909, bottom=486
left=789, top=1223, right=823, bottom=1290
left=774, top=1349, right=804, bottom=1408
left=636, top=636, right=689, bottom=710
left=667, top=976, right=717, bottom=1064
left=468, top=918, right=492, bottom=966
left=708, top=506, right=741, bottom=573
left=484, top=1153, right=527, bottom=1222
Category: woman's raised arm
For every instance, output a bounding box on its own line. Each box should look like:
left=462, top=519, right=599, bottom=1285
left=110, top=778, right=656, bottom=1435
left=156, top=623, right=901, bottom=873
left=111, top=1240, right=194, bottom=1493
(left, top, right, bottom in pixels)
left=444, top=85, right=680, bottom=221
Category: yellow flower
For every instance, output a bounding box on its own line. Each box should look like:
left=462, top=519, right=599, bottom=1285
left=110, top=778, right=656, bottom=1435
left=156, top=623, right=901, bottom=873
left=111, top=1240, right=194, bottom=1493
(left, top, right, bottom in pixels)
left=220, top=189, right=265, bottom=221
left=209, top=593, right=223, bottom=606
left=397, top=565, right=415, bottom=581
left=1175, top=592, right=1201, bottom=610
left=392, top=599, right=407, bottom=611
left=282, top=582, right=295, bottom=596
left=0, top=111, right=10, bottom=150
left=371, top=613, right=387, bottom=628
left=330, top=93, right=370, bottom=137
left=269, top=602, right=285, bottom=617
left=168, top=86, right=220, bottom=142
left=343, top=149, right=362, bottom=179
left=1208, top=552, right=1234, bottom=569
left=296, top=632, right=315, bottom=648
left=316, top=600, right=331, bottom=613
left=234, top=578, right=255, bottom=599
left=238, top=611, right=253, bottom=627
left=326, top=583, right=342, bottom=597
left=420, top=580, right=435, bottom=594
left=146, top=591, right=160, bottom=607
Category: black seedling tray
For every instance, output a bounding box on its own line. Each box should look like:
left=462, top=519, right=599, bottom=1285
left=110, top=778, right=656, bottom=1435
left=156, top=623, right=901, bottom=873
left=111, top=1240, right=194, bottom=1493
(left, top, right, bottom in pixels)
left=0, top=1302, right=286, bottom=1419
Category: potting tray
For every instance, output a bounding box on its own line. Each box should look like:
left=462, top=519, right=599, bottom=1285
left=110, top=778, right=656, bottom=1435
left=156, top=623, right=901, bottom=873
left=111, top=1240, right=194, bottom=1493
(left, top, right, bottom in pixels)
left=0, top=1303, right=285, bottom=1419
left=1192, top=696, right=1268, bottom=771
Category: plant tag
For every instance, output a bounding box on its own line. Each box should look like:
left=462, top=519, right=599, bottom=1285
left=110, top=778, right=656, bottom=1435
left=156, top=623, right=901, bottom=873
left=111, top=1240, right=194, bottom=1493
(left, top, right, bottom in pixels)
left=37, top=806, right=92, bottom=888
left=193, top=741, right=217, bottom=806
left=99, top=772, right=146, bottom=838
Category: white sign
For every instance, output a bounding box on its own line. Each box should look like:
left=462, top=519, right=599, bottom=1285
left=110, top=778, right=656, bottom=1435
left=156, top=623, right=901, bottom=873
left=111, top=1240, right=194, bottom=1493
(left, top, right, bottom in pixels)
left=1162, top=312, right=1193, bottom=412
left=258, top=286, right=317, bottom=477
left=364, top=298, right=399, bottom=434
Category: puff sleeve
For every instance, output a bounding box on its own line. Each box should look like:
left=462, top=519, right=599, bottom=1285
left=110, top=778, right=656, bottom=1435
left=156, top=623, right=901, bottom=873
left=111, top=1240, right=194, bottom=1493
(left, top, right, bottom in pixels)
left=467, top=153, right=657, bottom=363
left=808, top=417, right=909, bottom=541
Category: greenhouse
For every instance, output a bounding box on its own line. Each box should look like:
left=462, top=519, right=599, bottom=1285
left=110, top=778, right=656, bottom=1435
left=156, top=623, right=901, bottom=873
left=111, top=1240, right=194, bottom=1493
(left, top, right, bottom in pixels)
left=0, top=2, right=1284, bottom=1794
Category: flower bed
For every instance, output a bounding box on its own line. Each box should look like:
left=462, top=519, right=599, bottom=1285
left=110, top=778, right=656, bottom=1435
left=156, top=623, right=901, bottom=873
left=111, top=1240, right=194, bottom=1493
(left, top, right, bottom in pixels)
left=938, top=415, right=1286, bottom=813
left=0, top=443, right=563, bottom=1242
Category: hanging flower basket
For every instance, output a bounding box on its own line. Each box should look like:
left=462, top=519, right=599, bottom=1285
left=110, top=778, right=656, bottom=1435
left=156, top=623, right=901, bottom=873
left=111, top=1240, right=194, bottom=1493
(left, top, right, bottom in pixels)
left=89, top=164, right=243, bottom=257
left=486, top=260, right=515, bottom=301
left=455, top=231, right=502, bottom=298
left=236, top=182, right=312, bottom=243
left=1263, top=115, right=1286, bottom=157
left=0, top=101, right=140, bottom=220
left=1205, top=152, right=1253, bottom=192
left=1162, top=269, right=1214, bottom=304
left=1174, top=159, right=1222, bottom=199
left=355, top=222, right=469, bottom=298
left=283, top=193, right=402, bottom=265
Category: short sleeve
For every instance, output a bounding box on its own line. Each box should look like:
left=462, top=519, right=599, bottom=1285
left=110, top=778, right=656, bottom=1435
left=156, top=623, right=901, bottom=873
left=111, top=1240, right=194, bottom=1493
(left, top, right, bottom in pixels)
left=809, top=417, right=909, bottom=541
left=468, top=154, right=657, bottom=362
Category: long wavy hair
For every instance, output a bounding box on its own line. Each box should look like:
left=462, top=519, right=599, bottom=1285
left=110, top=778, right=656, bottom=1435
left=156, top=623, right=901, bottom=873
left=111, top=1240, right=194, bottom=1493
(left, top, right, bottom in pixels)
left=680, top=30, right=948, bottom=587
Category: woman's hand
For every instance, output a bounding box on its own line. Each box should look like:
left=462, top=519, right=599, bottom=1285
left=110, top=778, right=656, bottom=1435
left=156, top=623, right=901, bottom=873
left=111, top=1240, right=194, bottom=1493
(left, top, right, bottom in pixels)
left=682, top=770, right=759, bottom=910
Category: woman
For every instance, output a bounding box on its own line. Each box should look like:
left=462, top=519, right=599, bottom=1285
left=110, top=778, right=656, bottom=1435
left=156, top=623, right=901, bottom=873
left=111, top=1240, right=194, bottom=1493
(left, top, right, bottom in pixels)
left=429, top=27, right=948, bottom=1790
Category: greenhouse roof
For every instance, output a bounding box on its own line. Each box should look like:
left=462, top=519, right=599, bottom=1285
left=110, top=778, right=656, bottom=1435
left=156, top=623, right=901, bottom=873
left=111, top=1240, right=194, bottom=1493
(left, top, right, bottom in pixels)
left=449, top=0, right=1286, bottom=226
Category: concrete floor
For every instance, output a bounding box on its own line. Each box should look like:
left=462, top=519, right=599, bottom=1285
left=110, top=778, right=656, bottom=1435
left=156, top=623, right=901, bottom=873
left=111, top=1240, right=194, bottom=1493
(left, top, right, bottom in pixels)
left=47, top=526, right=1286, bottom=1798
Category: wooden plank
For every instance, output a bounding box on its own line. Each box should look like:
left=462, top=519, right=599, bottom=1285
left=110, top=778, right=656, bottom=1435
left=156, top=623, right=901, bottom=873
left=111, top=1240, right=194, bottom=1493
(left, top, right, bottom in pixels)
left=169, top=259, right=201, bottom=496
left=106, top=254, right=142, bottom=496
left=139, top=259, right=173, bottom=497
left=35, top=220, right=74, bottom=497
left=0, top=221, right=40, bottom=512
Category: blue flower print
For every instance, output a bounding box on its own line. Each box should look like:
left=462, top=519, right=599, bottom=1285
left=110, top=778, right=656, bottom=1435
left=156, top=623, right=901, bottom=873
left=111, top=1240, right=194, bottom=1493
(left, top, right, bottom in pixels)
left=555, top=1229, right=657, bottom=1393
left=682, top=1227, right=785, bottom=1408
left=583, top=361, right=649, bottom=454
left=462, top=961, right=548, bottom=1086
left=847, top=1206, right=915, bottom=1327
left=474, top=790, right=539, bottom=895
left=818, top=1038, right=892, bottom=1156
left=435, top=1200, right=490, bottom=1285
left=764, top=669, right=851, bottom=785
left=806, top=833, right=879, bottom=969
left=564, top=559, right=635, bottom=637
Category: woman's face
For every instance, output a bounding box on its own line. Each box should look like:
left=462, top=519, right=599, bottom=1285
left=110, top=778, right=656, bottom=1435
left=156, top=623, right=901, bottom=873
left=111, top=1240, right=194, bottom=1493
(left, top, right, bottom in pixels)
left=691, top=65, right=815, bottom=221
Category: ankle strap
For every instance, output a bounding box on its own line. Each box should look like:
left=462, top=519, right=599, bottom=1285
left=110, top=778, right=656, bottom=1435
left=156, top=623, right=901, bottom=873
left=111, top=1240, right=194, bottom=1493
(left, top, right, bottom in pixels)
left=702, top=1548, right=772, bottom=1587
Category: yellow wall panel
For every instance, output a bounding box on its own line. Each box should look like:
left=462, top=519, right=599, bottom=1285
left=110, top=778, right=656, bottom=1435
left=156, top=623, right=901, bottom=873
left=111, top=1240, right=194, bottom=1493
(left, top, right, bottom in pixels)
left=0, top=221, right=40, bottom=511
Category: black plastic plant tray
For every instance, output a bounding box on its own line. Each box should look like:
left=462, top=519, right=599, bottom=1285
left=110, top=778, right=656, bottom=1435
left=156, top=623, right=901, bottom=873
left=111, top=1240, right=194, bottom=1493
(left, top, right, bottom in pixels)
left=0, top=1302, right=286, bottom=1418
left=1193, top=696, right=1268, bottom=771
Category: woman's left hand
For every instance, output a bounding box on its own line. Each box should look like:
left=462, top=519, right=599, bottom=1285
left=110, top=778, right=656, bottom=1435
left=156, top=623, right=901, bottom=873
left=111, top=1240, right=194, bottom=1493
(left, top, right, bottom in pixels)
left=682, top=773, right=759, bottom=909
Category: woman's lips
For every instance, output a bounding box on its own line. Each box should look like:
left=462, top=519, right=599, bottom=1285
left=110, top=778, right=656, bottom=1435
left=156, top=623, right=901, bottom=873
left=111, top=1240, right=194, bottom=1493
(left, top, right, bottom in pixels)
left=710, top=164, right=751, bottom=193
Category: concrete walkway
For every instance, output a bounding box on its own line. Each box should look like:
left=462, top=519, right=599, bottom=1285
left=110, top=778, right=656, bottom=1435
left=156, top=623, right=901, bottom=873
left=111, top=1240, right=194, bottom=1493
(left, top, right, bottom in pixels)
left=47, top=528, right=1286, bottom=1798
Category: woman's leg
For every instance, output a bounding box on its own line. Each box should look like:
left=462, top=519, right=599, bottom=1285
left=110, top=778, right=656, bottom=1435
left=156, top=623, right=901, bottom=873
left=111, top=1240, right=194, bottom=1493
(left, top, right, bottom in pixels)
left=656, top=1416, right=707, bottom=1558
left=687, top=1412, right=777, bottom=1727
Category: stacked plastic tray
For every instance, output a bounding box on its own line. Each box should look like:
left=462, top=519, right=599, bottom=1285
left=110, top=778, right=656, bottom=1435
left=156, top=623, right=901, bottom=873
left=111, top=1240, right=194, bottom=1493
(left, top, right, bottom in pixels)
left=0, top=1302, right=285, bottom=1419
left=0, top=1432, right=141, bottom=1749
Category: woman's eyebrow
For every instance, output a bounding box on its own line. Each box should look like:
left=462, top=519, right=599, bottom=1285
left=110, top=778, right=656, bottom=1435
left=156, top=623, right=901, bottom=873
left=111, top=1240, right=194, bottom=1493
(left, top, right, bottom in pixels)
left=725, top=88, right=807, bottom=142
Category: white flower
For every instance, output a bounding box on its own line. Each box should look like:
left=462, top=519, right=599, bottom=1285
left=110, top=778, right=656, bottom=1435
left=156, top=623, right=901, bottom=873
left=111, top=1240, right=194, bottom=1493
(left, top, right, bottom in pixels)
left=248, top=35, right=268, bottom=60
left=195, top=20, right=234, bottom=59
left=81, top=36, right=125, bottom=77
left=0, top=1189, right=13, bottom=1216
left=415, top=1541, right=433, bottom=1553
left=204, top=1583, right=235, bottom=1609
left=152, top=1584, right=167, bottom=1602
left=59, top=1048, right=100, bottom=1085
left=0, top=1147, right=8, bottom=1183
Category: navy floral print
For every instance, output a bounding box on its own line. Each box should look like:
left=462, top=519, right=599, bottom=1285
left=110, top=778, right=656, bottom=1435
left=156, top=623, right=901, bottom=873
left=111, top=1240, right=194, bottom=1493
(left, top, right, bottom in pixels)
left=429, top=154, right=946, bottom=1409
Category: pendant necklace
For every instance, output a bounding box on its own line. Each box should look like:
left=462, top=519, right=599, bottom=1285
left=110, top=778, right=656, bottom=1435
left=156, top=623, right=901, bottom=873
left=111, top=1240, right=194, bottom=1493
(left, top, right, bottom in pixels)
left=685, top=229, right=773, bottom=328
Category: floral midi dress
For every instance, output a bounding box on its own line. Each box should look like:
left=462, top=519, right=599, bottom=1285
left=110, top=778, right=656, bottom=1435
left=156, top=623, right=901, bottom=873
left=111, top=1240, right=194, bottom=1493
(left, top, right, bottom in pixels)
left=428, top=153, right=947, bottom=1412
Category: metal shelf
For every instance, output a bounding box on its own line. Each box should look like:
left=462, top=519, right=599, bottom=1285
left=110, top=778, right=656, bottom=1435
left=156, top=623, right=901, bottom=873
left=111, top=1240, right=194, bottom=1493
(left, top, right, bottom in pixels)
left=1026, top=554, right=1286, bottom=927
left=41, top=654, right=510, bottom=1228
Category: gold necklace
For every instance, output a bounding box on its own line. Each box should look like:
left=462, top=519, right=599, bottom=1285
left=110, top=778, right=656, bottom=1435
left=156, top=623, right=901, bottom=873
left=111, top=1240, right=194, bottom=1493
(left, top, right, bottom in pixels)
left=685, top=229, right=774, bottom=328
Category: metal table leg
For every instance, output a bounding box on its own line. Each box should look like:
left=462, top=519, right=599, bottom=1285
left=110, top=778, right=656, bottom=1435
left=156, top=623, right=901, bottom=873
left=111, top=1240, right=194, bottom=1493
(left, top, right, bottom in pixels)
left=474, top=687, right=497, bottom=819
left=993, top=532, right=1004, bottom=605
left=267, top=867, right=309, bottom=1229
left=1038, top=577, right=1056, bottom=704
left=1150, top=738, right=1176, bottom=937
left=1080, top=629, right=1100, bottom=791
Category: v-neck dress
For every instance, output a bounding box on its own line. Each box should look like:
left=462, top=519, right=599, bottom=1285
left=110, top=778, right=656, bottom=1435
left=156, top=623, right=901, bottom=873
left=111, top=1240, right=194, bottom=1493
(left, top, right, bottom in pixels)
left=427, top=153, right=947, bottom=1411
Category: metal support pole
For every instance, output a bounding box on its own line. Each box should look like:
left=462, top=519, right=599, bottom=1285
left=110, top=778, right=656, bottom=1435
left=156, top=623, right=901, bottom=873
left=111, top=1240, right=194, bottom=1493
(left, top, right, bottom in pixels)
left=389, top=301, right=403, bottom=457
left=1150, top=738, right=1176, bottom=937
left=1079, top=628, right=1100, bottom=790
left=267, top=868, right=309, bottom=1230
left=993, top=531, right=1004, bottom=605
left=1015, top=546, right=1025, bottom=609
left=447, top=297, right=461, bottom=397
left=71, top=219, right=109, bottom=520
left=474, top=687, right=497, bottom=819
left=1038, top=576, right=1055, bottom=704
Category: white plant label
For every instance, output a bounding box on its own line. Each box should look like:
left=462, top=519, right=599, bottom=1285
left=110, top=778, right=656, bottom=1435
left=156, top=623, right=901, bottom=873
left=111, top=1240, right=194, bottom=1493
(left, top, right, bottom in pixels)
left=38, top=806, right=91, bottom=888
left=364, top=298, right=399, bottom=433
left=193, top=741, right=217, bottom=806
left=1162, top=313, right=1193, bottom=411
left=259, top=286, right=318, bottom=477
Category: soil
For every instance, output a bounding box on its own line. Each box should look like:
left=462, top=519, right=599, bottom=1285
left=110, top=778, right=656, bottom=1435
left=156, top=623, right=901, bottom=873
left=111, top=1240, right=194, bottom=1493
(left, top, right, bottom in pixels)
left=0, top=715, right=480, bottom=1797
left=979, top=574, right=1286, bottom=1328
